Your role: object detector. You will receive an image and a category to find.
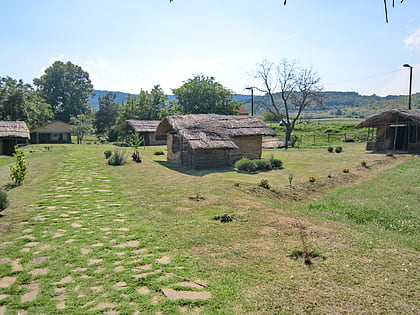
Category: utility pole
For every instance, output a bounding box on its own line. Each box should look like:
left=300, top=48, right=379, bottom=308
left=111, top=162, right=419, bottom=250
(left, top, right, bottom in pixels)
left=403, top=64, right=413, bottom=110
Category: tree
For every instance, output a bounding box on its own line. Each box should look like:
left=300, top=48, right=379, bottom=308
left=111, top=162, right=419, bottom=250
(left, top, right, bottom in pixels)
left=95, top=92, right=119, bottom=137
left=33, top=61, right=93, bottom=123
left=252, top=59, right=323, bottom=148
left=117, top=85, right=177, bottom=123
left=172, top=74, right=240, bottom=115
left=0, top=76, right=52, bottom=129
left=70, top=113, right=94, bottom=144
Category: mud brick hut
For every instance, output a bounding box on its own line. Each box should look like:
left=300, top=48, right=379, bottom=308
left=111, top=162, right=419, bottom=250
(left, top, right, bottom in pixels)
left=30, top=121, right=72, bottom=144
left=120, top=120, right=167, bottom=146
left=156, top=114, right=277, bottom=169
left=356, top=109, right=420, bottom=153
left=0, top=120, right=30, bottom=155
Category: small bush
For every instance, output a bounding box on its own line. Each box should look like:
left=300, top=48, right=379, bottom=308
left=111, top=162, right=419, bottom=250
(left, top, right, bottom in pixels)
left=268, top=155, right=283, bottom=168
left=386, top=152, right=395, bottom=157
left=327, top=146, right=334, bottom=153
left=342, top=168, right=350, bottom=173
left=309, top=176, right=316, bottom=183
left=9, top=146, right=28, bottom=186
left=255, top=159, right=272, bottom=171
left=361, top=160, right=367, bottom=168
left=104, top=150, right=112, bottom=159
left=213, top=213, right=234, bottom=223
left=153, top=150, right=165, bottom=155
left=234, top=158, right=257, bottom=172
left=335, top=146, right=343, bottom=153
left=108, top=149, right=127, bottom=166
left=258, top=179, right=271, bottom=189
left=0, top=190, right=9, bottom=211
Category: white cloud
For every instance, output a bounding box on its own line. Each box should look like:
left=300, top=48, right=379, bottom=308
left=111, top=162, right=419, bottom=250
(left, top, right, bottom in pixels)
left=404, top=28, right=420, bottom=51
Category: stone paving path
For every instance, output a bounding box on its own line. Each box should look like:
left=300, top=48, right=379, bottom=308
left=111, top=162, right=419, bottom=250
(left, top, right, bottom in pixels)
left=0, top=149, right=211, bottom=314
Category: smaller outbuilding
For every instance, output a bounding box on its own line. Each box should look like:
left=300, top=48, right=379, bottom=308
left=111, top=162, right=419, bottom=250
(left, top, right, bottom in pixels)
left=356, top=109, right=420, bottom=153
left=156, top=114, right=277, bottom=169
left=120, top=120, right=167, bottom=146
left=0, top=120, right=30, bottom=155
left=30, top=121, right=72, bottom=144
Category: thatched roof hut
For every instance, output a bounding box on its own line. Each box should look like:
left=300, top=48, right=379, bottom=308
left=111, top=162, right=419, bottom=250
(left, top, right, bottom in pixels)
left=356, top=109, right=420, bottom=153
left=30, top=121, right=72, bottom=144
left=0, top=120, right=30, bottom=155
left=120, top=120, right=166, bottom=145
left=156, top=114, right=276, bottom=168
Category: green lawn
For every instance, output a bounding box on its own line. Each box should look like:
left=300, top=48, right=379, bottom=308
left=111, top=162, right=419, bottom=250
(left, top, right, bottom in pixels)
left=0, top=144, right=418, bottom=314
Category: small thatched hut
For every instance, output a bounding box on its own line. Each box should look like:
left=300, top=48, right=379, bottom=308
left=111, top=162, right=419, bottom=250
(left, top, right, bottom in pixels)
left=356, top=109, right=420, bottom=153
left=0, top=121, right=30, bottom=155
left=120, top=120, right=166, bottom=145
left=30, top=121, right=72, bottom=144
left=156, top=114, right=277, bottom=168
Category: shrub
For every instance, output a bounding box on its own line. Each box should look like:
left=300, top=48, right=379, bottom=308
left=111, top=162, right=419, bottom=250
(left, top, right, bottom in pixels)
left=258, top=179, right=271, bottom=189
left=255, top=159, right=272, bottom=171
left=335, top=146, right=343, bottom=153
left=108, top=149, right=127, bottom=166
left=9, top=146, right=28, bottom=186
left=327, top=146, right=334, bottom=153
left=234, top=158, right=257, bottom=172
left=213, top=213, right=234, bottom=223
left=104, top=150, right=112, bottom=159
left=153, top=150, right=165, bottom=155
left=386, top=152, right=395, bottom=157
left=361, top=160, right=367, bottom=168
left=309, top=176, right=316, bottom=183
left=342, top=168, right=350, bottom=173
left=268, top=155, right=283, bottom=168
left=0, top=190, right=9, bottom=211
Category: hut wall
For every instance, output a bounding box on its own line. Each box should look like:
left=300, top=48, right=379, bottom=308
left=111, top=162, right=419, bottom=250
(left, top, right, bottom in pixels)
left=190, top=148, right=230, bottom=169
left=230, top=136, right=262, bottom=161
left=147, top=132, right=167, bottom=146
left=167, top=133, right=182, bottom=163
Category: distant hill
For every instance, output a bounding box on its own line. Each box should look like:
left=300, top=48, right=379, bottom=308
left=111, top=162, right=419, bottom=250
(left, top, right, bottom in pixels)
left=88, top=89, right=419, bottom=118
left=88, top=89, right=248, bottom=109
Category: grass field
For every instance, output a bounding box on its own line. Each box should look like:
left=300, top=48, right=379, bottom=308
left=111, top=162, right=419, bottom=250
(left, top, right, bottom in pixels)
left=0, top=144, right=418, bottom=314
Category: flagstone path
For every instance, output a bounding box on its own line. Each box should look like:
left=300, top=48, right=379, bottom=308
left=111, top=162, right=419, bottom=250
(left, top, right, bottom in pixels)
left=0, top=148, right=211, bottom=314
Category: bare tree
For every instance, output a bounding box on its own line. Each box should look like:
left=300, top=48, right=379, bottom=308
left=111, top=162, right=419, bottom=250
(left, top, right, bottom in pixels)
left=252, top=59, right=323, bottom=149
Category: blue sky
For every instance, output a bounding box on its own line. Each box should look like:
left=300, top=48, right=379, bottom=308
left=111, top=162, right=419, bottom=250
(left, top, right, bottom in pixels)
left=1, top=0, right=419, bottom=96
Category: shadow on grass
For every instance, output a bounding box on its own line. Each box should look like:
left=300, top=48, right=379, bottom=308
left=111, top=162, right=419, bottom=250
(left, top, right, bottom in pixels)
left=155, top=160, right=233, bottom=176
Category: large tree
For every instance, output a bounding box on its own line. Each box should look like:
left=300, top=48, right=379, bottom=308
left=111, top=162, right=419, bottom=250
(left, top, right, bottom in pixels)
left=33, top=61, right=93, bottom=123
left=117, top=85, right=177, bottom=123
left=0, top=76, right=52, bottom=129
left=95, top=92, right=119, bottom=136
left=252, top=59, right=323, bottom=148
left=172, top=74, right=240, bottom=115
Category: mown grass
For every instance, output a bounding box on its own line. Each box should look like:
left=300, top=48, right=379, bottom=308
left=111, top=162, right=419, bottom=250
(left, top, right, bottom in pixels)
left=0, top=144, right=418, bottom=314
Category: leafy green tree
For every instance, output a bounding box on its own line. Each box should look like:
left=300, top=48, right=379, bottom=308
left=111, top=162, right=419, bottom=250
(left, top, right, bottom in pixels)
left=172, top=74, right=240, bottom=115
left=95, top=92, right=119, bottom=136
left=117, top=85, right=177, bottom=123
left=33, top=61, right=93, bottom=123
left=0, top=76, right=52, bottom=129
left=70, top=113, right=94, bottom=144
left=9, top=145, right=28, bottom=186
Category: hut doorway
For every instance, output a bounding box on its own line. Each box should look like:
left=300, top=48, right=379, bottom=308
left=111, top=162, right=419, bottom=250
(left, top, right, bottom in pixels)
left=389, top=124, right=408, bottom=151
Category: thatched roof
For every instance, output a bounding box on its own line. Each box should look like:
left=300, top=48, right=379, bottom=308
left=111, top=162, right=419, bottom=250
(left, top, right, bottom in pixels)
left=356, top=109, right=420, bottom=128
left=121, top=120, right=161, bottom=133
left=31, top=120, right=72, bottom=133
left=156, top=114, right=276, bottom=150
left=0, top=120, right=30, bottom=139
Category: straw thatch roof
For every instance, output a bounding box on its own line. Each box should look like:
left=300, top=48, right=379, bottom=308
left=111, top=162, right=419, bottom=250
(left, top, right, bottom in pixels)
left=0, top=121, right=30, bottom=138
left=356, top=109, right=420, bottom=128
left=121, top=120, right=161, bottom=133
left=156, top=114, right=276, bottom=150
left=31, top=120, right=72, bottom=133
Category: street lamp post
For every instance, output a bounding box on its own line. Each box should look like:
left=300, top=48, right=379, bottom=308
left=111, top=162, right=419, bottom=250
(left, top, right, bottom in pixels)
left=245, top=87, right=255, bottom=116
left=403, top=64, right=413, bottom=110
